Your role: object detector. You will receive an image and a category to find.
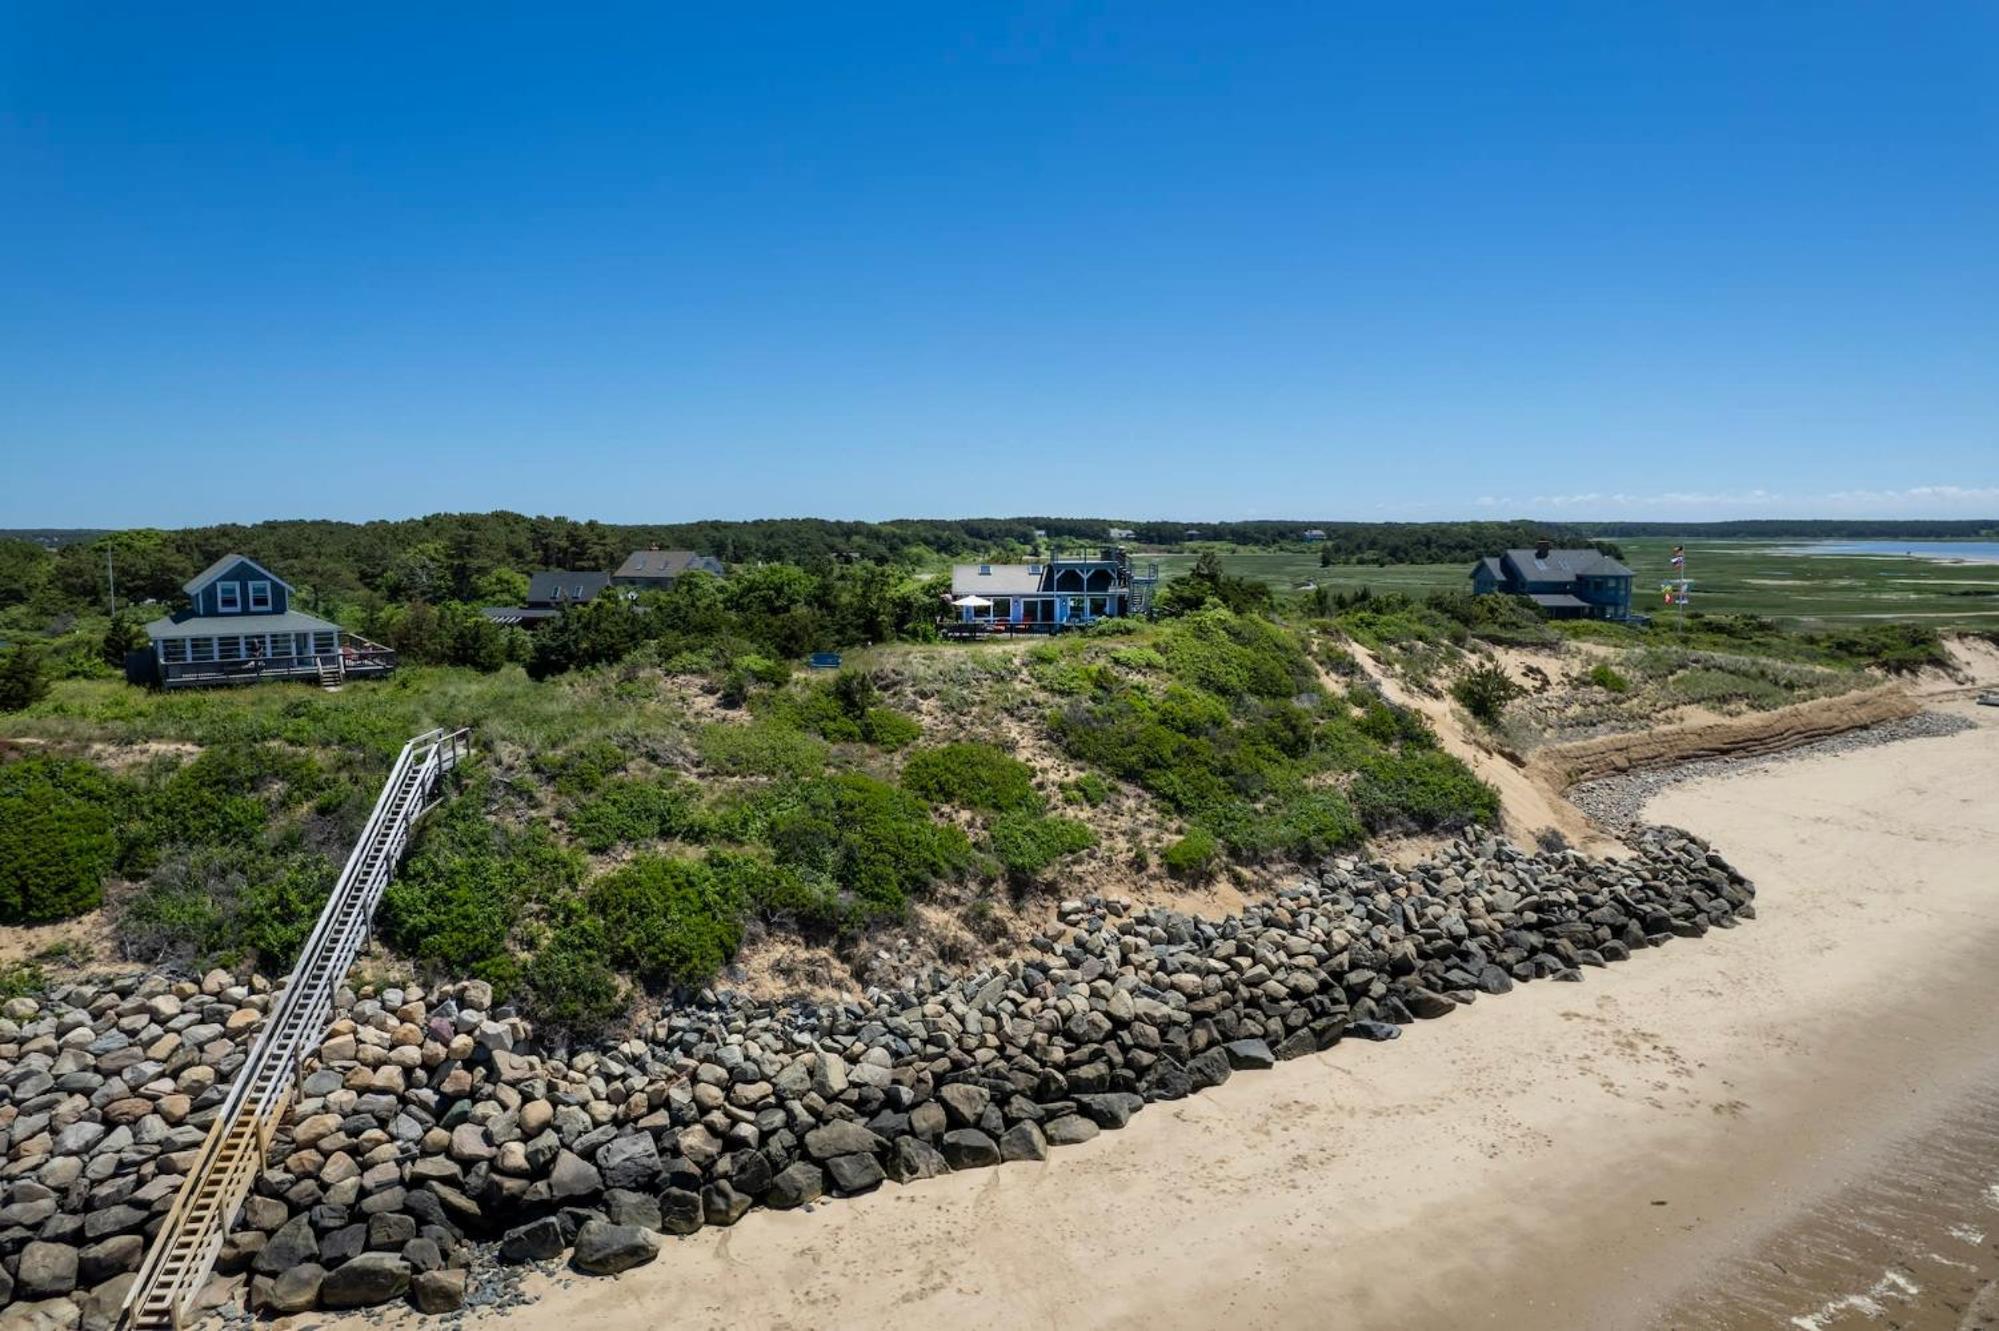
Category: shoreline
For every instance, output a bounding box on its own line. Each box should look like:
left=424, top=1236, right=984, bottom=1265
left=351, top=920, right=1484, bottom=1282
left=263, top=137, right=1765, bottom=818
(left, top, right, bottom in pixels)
left=309, top=703, right=1999, bottom=1331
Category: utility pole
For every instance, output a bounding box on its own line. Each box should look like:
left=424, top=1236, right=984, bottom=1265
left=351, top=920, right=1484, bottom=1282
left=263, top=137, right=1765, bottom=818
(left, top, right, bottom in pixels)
left=106, top=547, right=117, bottom=618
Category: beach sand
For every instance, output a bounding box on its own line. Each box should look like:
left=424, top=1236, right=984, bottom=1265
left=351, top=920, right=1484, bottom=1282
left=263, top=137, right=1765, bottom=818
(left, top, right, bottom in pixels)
left=361, top=703, right=1999, bottom=1331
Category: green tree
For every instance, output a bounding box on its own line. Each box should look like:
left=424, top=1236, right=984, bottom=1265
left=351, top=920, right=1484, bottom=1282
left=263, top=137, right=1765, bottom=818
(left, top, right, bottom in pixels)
left=101, top=612, right=149, bottom=667
left=0, top=647, right=50, bottom=713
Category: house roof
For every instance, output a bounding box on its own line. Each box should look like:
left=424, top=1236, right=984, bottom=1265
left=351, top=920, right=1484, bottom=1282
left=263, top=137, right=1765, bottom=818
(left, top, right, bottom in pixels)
left=528, top=570, right=611, bottom=604
left=951, top=563, right=1047, bottom=597
left=1526, top=593, right=1591, bottom=611
left=144, top=609, right=339, bottom=640
left=481, top=607, right=561, bottom=626
left=1472, top=556, right=1504, bottom=580
left=615, top=550, right=719, bottom=580
left=183, top=553, right=293, bottom=597
left=1503, top=548, right=1633, bottom=579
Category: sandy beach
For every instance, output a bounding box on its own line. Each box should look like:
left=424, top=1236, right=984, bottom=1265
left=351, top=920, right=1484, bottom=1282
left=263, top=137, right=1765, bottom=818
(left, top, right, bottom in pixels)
left=388, top=701, right=1999, bottom=1331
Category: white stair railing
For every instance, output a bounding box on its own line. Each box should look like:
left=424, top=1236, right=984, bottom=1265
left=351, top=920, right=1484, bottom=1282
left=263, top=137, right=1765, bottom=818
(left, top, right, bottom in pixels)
left=119, top=728, right=471, bottom=1330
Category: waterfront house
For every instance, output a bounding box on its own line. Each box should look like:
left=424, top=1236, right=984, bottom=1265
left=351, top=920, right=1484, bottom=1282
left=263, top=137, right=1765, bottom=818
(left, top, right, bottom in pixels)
left=950, top=548, right=1158, bottom=630
left=137, top=555, right=394, bottom=689
left=1469, top=540, right=1635, bottom=620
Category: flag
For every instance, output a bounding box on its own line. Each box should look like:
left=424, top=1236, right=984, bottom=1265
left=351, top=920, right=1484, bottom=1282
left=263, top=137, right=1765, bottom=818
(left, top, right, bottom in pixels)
left=1670, top=546, right=1686, bottom=568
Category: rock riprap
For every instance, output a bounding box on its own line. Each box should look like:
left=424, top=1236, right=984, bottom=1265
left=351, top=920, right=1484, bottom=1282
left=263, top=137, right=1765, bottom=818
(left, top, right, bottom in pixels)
left=0, top=826, right=1750, bottom=1323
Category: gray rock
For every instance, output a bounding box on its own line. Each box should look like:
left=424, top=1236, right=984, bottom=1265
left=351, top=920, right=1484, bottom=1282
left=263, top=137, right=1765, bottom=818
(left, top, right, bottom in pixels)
left=16, top=1242, right=78, bottom=1298
left=659, top=1188, right=705, bottom=1235
left=548, top=1149, right=604, bottom=1200
left=1223, top=1039, right=1276, bottom=1071
left=498, top=1216, right=566, bottom=1264
left=884, top=1135, right=950, bottom=1183
left=702, top=1181, right=751, bottom=1226
left=318, top=1252, right=412, bottom=1309
left=1042, top=1115, right=1100, bottom=1147
left=999, top=1120, right=1048, bottom=1163
left=765, top=1162, right=826, bottom=1209
left=252, top=1214, right=318, bottom=1275
left=570, top=1220, right=657, bottom=1276
left=602, top=1188, right=663, bottom=1231
left=412, top=1268, right=468, bottom=1313
left=595, top=1133, right=662, bottom=1191
left=938, top=1129, right=1000, bottom=1170
left=258, top=1263, right=326, bottom=1316
left=824, top=1152, right=885, bottom=1194
left=803, top=1119, right=884, bottom=1161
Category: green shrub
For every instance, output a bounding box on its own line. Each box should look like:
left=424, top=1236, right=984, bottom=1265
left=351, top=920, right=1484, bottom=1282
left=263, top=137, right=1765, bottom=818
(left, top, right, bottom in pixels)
left=381, top=791, right=584, bottom=996
left=0, top=961, right=46, bottom=1001
left=987, top=811, right=1096, bottom=878
left=901, top=742, right=1041, bottom=812
left=1063, top=772, right=1114, bottom=806
left=1162, top=826, right=1220, bottom=881
left=0, top=756, right=118, bottom=924
left=1586, top=662, right=1631, bottom=692
left=520, top=918, right=626, bottom=1038
left=568, top=776, right=704, bottom=852
left=733, top=773, right=971, bottom=927
left=1450, top=662, right=1525, bottom=725
left=696, top=720, right=828, bottom=778
left=0, top=647, right=50, bottom=713
left=585, top=854, right=744, bottom=987
left=860, top=707, right=922, bottom=750
left=534, top=741, right=628, bottom=797
left=1350, top=749, right=1499, bottom=834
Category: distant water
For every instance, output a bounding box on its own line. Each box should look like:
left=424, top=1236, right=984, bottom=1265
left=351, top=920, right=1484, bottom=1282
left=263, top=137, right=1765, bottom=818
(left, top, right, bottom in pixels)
left=1781, top=540, right=1999, bottom=563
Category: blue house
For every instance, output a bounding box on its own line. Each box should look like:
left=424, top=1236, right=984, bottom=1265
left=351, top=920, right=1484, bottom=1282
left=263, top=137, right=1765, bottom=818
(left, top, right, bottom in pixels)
left=1470, top=541, right=1635, bottom=620
left=137, top=554, right=395, bottom=689
left=950, top=548, right=1159, bottom=630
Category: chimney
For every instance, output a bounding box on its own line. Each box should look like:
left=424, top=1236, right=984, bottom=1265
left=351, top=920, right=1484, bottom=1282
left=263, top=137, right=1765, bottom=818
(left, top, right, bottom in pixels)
left=1534, top=538, right=1552, bottom=560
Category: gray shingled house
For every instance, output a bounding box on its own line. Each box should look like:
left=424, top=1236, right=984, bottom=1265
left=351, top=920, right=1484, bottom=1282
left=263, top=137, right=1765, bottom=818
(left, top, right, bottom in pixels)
left=1470, top=540, right=1635, bottom=620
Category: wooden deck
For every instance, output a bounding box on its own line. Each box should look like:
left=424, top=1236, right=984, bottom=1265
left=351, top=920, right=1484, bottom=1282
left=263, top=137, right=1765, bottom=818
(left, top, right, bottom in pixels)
left=157, top=650, right=396, bottom=690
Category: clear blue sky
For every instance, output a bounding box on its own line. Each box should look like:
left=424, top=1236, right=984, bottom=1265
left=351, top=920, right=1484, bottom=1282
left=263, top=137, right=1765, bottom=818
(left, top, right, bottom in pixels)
left=3, top=3, right=1995, bottom=528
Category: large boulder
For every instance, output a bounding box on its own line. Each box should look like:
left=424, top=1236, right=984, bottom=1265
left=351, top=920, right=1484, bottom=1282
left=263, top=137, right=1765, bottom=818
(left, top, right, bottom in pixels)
left=938, top=1130, right=1000, bottom=1170
left=258, top=1263, right=327, bottom=1316
left=884, top=1135, right=949, bottom=1183
left=499, top=1216, right=566, bottom=1264
left=802, top=1120, right=883, bottom=1161
left=412, top=1269, right=468, bottom=1313
left=824, top=1153, right=885, bottom=1195
left=570, top=1220, right=658, bottom=1277
left=595, top=1134, right=663, bottom=1191
left=318, top=1253, right=412, bottom=1309
left=765, top=1162, right=826, bottom=1210
left=15, top=1243, right=78, bottom=1299
left=252, top=1214, right=318, bottom=1276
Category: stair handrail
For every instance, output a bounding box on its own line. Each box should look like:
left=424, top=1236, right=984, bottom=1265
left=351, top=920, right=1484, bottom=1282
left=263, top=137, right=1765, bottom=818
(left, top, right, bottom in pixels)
left=119, top=727, right=469, bottom=1330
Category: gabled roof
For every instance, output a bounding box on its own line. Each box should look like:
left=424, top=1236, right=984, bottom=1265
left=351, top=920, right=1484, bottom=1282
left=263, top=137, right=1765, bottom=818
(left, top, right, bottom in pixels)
left=184, top=553, right=293, bottom=597
left=615, top=550, right=721, bottom=579
left=1502, top=548, right=1633, bottom=579
left=528, top=570, right=611, bottom=604
left=1472, top=556, right=1504, bottom=580
left=951, top=563, right=1047, bottom=596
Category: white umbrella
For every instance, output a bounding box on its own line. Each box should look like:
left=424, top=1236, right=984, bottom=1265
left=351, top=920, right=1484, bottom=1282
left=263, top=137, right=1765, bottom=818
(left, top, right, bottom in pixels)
left=954, top=595, right=993, bottom=608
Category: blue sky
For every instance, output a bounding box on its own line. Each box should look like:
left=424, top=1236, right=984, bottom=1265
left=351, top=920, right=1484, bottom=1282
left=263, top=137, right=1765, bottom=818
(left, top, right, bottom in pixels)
left=2, top=3, right=1995, bottom=528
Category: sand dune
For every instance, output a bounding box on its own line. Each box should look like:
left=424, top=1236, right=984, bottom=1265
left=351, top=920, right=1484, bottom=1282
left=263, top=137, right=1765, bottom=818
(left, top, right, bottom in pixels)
left=378, top=702, right=1999, bottom=1331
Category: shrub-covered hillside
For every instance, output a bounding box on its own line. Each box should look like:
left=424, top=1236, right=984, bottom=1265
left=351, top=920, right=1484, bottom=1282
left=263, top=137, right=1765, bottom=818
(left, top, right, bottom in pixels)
left=0, top=600, right=1510, bottom=1030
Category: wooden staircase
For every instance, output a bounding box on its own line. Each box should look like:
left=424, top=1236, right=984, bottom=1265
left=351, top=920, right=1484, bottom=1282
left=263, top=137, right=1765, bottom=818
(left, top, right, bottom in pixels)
left=316, top=655, right=344, bottom=692
left=118, top=728, right=470, bottom=1331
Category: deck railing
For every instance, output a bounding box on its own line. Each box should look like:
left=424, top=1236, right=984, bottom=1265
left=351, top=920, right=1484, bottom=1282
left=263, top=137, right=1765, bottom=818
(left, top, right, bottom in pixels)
left=158, top=648, right=397, bottom=688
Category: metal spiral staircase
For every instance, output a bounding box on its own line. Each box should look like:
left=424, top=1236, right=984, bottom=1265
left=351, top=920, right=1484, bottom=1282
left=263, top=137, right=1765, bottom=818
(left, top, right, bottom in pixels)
left=119, top=728, right=471, bottom=1330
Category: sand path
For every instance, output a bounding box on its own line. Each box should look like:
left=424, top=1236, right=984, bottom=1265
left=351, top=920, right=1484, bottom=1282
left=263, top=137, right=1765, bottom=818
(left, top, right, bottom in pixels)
left=350, top=703, right=1999, bottom=1331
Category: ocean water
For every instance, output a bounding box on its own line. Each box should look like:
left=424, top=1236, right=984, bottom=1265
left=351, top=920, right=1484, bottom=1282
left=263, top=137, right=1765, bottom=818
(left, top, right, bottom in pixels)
left=1659, top=1081, right=1999, bottom=1331
left=1782, top=540, right=1999, bottom=563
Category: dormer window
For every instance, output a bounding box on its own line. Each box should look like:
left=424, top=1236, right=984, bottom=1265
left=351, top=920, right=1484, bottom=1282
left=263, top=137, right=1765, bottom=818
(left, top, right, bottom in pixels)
left=216, top=581, right=242, bottom=613
left=248, top=580, right=272, bottom=612
left=979, top=564, right=991, bottom=575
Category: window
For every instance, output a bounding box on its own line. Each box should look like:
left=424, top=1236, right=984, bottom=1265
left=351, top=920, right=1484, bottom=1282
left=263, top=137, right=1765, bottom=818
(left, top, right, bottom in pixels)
left=161, top=639, right=187, bottom=664
left=248, top=581, right=272, bottom=612
left=215, top=581, right=242, bottom=613
left=979, top=564, right=991, bottom=575
left=992, top=598, right=1012, bottom=619
left=216, top=636, right=242, bottom=661
left=190, top=638, right=215, bottom=663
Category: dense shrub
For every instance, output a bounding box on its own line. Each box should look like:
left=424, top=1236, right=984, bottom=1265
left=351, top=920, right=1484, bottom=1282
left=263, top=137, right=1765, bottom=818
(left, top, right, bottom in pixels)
left=381, top=791, right=585, bottom=997
left=1586, top=662, right=1631, bottom=692
left=986, top=811, right=1096, bottom=879
left=1162, top=827, right=1220, bottom=881
left=520, top=918, right=626, bottom=1039
left=0, top=757, right=118, bottom=924
left=695, top=720, right=828, bottom=778
left=585, top=854, right=744, bottom=987
left=0, top=647, right=50, bottom=713
left=901, top=742, right=1041, bottom=813
left=731, top=773, right=970, bottom=927
left=1350, top=749, right=1499, bottom=834
left=1450, top=662, right=1525, bottom=725
left=860, top=707, right=922, bottom=750
left=568, top=776, right=704, bottom=852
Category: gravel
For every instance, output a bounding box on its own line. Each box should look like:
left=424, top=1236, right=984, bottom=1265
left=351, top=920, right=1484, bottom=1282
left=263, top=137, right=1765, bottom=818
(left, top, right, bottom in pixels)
left=1568, top=709, right=1977, bottom=828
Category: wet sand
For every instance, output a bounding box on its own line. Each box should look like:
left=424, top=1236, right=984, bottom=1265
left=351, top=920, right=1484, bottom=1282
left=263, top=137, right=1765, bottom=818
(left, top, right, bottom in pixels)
left=364, top=704, right=1999, bottom=1331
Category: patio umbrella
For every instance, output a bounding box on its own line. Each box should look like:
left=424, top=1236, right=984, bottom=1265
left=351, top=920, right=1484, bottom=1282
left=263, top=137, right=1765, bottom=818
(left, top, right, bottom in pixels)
left=954, top=595, right=993, bottom=608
